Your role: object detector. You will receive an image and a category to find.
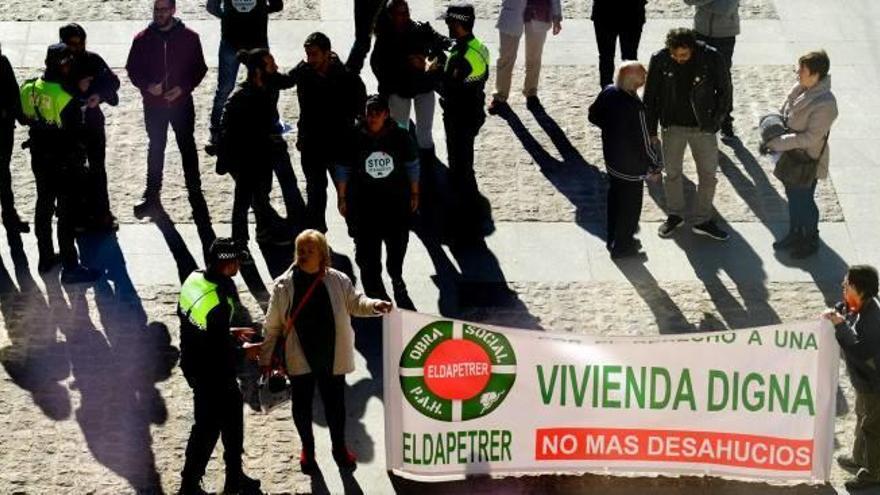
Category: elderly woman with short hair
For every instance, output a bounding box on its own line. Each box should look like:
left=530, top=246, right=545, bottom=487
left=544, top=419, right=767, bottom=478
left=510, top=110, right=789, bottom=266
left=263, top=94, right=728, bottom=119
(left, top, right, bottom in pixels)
left=767, top=50, right=838, bottom=258
left=260, top=229, right=392, bottom=473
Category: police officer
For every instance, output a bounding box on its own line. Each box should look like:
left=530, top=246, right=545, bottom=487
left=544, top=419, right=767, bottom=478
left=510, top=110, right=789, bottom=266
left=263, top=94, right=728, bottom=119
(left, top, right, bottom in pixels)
left=19, top=44, right=100, bottom=283
left=436, top=4, right=489, bottom=220
left=336, top=94, right=419, bottom=309
left=178, top=237, right=261, bottom=495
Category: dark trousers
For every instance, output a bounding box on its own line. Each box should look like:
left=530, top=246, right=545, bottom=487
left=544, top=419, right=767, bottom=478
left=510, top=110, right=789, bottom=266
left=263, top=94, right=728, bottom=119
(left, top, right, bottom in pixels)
left=300, top=147, right=335, bottom=233
left=31, top=148, right=84, bottom=267
left=593, top=21, right=643, bottom=89
left=346, top=0, right=384, bottom=73
left=143, top=99, right=211, bottom=224
left=86, top=126, right=111, bottom=215
left=231, top=162, right=283, bottom=243
left=854, top=391, right=880, bottom=479
left=443, top=113, right=484, bottom=201
left=606, top=176, right=644, bottom=252
left=696, top=34, right=736, bottom=128
left=182, top=379, right=244, bottom=481
left=210, top=39, right=241, bottom=136
left=354, top=226, right=409, bottom=299
left=0, top=124, right=21, bottom=223
left=272, top=141, right=307, bottom=225
left=784, top=179, right=818, bottom=235
left=289, top=373, right=347, bottom=454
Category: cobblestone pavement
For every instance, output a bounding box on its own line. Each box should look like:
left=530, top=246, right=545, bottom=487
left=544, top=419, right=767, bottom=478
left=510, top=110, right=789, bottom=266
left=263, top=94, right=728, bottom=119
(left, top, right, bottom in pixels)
left=0, top=0, right=867, bottom=492
left=435, top=0, right=778, bottom=20
left=0, top=0, right=320, bottom=22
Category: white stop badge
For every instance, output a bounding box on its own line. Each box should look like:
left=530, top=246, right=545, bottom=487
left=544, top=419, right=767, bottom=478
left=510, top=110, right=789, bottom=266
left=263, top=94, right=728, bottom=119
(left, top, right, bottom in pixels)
left=231, top=0, right=257, bottom=12
left=365, top=151, right=395, bottom=179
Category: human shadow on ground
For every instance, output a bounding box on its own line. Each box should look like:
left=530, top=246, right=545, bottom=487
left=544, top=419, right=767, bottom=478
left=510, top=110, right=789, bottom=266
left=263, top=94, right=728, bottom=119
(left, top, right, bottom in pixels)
left=647, top=169, right=783, bottom=333
left=497, top=104, right=606, bottom=241
left=0, top=231, right=178, bottom=494
left=498, top=104, right=695, bottom=333
left=720, top=140, right=849, bottom=307
left=0, top=232, right=71, bottom=420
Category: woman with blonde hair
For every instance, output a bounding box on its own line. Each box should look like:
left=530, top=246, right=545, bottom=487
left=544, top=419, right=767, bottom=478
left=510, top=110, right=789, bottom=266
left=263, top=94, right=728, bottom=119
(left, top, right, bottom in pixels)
left=260, top=229, right=392, bottom=473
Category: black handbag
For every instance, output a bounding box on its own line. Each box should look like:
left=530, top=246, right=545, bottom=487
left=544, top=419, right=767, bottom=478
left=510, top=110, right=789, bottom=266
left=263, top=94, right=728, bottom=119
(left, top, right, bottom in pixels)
left=773, top=134, right=828, bottom=187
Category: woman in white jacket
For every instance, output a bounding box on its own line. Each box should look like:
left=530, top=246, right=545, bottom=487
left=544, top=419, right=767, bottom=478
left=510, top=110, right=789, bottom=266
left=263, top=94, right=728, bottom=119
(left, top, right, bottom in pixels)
left=259, top=229, right=392, bottom=473
left=488, top=0, right=562, bottom=114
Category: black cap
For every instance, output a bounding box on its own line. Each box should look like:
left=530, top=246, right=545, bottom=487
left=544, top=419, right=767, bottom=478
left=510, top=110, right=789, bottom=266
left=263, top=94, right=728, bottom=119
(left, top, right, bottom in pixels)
left=443, top=3, right=475, bottom=24
left=365, top=94, right=389, bottom=112
left=208, top=237, right=245, bottom=264
left=45, top=43, right=73, bottom=68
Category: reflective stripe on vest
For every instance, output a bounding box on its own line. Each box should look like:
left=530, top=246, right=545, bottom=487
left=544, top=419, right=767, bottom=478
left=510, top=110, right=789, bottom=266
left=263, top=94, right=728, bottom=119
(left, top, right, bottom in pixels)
left=178, top=272, right=235, bottom=331
left=447, top=37, right=489, bottom=84
left=19, top=78, right=73, bottom=127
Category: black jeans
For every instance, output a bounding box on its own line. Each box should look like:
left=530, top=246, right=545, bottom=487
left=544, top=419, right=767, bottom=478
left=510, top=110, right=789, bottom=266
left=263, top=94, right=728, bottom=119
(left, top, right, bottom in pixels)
left=289, top=373, right=347, bottom=454
left=354, top=225, right=409, bottom=299
left=593, top=21, right=643, bottom=89
left=784, top=179, right=818, bottom=235
left=272, top=140, right=306, bottom=225
left=85, top=126, right=111, bottom=215
left=143, top=99, right=211, bottom=223
left=30, top=146, right=85, bottom=268
left=231, top=161, right=284, bottom=244
left=696, top=34, right=736, bottom=128
left=182, top=379, right=244, bottom=481
left=443, top=113, right=484, bottom=201
left=346, top=0, right=384, bottom=73
left=606, top=176, right=644, bottom=252
left=0, top=124, right=21, bottom=223
left=299, top=146, right=336, bottom=233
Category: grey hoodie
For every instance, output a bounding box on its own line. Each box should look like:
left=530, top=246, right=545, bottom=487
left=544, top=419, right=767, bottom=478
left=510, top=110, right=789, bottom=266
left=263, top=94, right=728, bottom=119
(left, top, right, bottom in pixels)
left=685, top=0, right=741, bottom=38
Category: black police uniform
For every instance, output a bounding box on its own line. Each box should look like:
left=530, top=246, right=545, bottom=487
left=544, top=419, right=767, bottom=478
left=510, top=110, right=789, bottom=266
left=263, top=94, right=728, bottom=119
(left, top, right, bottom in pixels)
left=178, top=268, right=248, bottom=490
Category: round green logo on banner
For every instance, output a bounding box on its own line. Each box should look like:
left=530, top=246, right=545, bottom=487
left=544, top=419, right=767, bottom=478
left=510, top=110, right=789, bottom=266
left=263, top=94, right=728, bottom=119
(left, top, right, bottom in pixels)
left=399, top=321, right=517, bottom=422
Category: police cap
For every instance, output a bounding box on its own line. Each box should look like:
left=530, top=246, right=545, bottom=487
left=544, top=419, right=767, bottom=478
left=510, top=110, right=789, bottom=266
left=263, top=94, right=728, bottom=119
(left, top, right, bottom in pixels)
left=45, top=43, right=73, bottom=69
left=443, top=3, right=476, bottom=24
left=208, top=237, right=245, bottom=264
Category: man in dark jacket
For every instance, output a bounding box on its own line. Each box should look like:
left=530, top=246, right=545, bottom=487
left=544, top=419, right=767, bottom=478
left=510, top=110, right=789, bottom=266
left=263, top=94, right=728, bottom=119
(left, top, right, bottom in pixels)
left=644, top=28, right=731, bottom=242
left=219, top=48, right=297, bottom=256
left=591, top=0, right=646, bottom=89
left=60, top=23, right=121, bottom=232
left=370, top=0, right=450, bottom=164
left=589, top=62, right=661, bottom=259
left=0, top=43, right=29, bottom=234
left=126, top=0, right=213, bottom=247
left=206, top=0, right=283, bottom=148
left=436, top=4, right=489, bottom=224
left=825, top=265, right=880, bottom=491
left=285, top=32, right=366, bottom=234
left=19, top=44, right=100, bottom=283
left=178, top=237, right=261, bottom=495
left=336, top=95, right=419, bottom=309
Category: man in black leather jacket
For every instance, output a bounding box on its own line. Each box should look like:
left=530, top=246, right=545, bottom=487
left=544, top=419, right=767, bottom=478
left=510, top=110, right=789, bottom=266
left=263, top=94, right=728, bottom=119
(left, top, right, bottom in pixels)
left=644, top=28, right=731, bottom=242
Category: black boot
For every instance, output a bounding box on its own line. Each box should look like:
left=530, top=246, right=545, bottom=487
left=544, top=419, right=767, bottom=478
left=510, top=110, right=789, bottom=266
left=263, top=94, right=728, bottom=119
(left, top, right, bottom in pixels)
left=772, top=229, right=800, bottom=251
left=133, top=192, right=160, bottom=219
left=223, top=469, right=261, bottom=495
left=791, top=230, right=819, bottom=259
left=177, top=477, right=210, bottom=495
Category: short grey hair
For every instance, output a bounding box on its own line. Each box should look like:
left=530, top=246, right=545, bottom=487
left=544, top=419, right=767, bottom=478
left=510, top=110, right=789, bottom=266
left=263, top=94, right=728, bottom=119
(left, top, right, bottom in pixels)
left=615, top=61, right=647, bottom=92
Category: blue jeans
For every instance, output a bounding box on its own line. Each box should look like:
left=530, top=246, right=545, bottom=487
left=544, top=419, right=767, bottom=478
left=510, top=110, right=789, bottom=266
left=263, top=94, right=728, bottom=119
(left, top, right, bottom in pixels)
left=210, top=39, right=240, bottom=136
left=785, top=179, right=818, bottom=234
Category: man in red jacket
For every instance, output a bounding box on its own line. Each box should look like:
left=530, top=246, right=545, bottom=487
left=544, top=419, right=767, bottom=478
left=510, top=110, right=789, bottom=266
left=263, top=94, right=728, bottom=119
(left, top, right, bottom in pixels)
left=126, top=0, right=213, bottom=243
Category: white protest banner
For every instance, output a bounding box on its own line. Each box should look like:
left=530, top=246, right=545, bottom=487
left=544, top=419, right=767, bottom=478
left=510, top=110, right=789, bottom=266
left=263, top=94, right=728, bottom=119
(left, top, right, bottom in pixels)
left=383, top=310, right=839, bottom=482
